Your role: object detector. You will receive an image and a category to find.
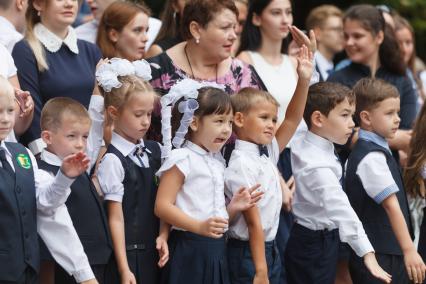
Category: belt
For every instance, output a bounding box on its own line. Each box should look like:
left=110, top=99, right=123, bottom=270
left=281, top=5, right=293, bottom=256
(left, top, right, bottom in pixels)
left=126, top=243, right=146, bottom=251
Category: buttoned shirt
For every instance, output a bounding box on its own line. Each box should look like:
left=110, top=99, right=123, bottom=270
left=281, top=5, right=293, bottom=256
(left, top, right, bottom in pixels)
left=0, top=16, right=23, bottom=53
left=291, top=131, right=374, bottom=257
left=224, top=138, right=282, bottom=241
left=156, top=141, right=229, bottom=230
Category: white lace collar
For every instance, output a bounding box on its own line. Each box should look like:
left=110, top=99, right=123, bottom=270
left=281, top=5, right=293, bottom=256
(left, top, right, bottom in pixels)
left=34, top=23, right=79, bottom=54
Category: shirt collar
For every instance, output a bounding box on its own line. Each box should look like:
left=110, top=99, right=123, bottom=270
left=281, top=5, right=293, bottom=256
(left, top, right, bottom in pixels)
left=40, top=149, right=63, bottom=166
left=111, top=132, right=145, bottom=157
left=0, top=16, right=19, bottom=33
left=34, top=23, right=79, bottom=54
left=315, top=52, right=334, bottom=71
left=0, top=140, right=12, bottom=158
left=305, top=131, right=335, bottom=154
left=184, top=141, right=209, bottom=155
left=358, top=129, right=391, bottom=152
left=235, top=139, right=260, bottom=155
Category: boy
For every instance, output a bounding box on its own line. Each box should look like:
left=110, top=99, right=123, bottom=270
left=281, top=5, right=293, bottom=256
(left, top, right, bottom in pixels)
left=285, top=82, right=391, bottom=284
left=0, top=77, right=97, bottom=284
left=38, top=96, right=112, bottom=284
left=346, top=78, right=426, bottom=284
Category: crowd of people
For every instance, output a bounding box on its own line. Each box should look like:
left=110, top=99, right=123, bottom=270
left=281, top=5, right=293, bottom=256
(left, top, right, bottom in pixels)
left=0, top=0, right=426, bottom=283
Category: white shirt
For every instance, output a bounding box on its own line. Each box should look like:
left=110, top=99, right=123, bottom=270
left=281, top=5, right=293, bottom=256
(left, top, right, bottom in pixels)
left=291, top=131, right=374, bottom=257
left=98, top=132, right=151, bottom=203
left=0, top=43, right=17, bottom=78
left=314, top=51, right=334, bottom=81
left=224, top=138, right=282, bottom=241
left=0, top=141, right=95, bottom=282
left=156, top=141, right=229, bottom=230
left=0, top=16, right=23, bottom=53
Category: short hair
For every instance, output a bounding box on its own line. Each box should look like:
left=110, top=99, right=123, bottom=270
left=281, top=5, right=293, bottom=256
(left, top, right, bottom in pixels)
left=305, top=5, right=343, bottom=31
left=353, top=78, right=400, bottom=124
left=304, top=82, right=354, bottom=129
left=41, top=97, right=91, bottom=132
left=0, top=75, right=14, bottom=100
left=181, top=0, right=238, bottom=40
left=232, top=87, right=279, bottom=114
left=0, top=0, right=13, bottom=10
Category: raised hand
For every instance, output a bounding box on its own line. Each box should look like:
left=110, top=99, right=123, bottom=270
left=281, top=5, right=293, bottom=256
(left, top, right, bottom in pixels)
left=363, top=252, right=392, bottom=283
left=14, top=89, right=34, bottom=117
left=156, top=236, right=169, bottom=267
left=197, top=217, right=228, bottom=238
left=60, top=152, right=90, bottom=178
left=289, top=26, right=317, bottom=54
left=296, top=45, right=314, bottom=82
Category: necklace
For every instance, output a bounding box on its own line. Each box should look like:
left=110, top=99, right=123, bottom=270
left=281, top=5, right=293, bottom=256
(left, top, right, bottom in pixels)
left=184, top=44, right=218, bottom=83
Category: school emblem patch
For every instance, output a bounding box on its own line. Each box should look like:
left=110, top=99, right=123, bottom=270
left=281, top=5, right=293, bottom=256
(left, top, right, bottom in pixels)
left=16, top=154, right=32, bottom=169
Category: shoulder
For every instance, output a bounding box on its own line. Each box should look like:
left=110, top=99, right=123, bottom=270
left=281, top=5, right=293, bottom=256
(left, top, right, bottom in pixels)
left=157, top=148, right=191, bottom=177
left=77, top=39, right=101, bottom=59
left=327, top=64, right=358, bottom=86
left=12, top=39, right=32, bottom=57
left=99, top=152, right=123, bottom=172
left=236, top=51, right=253, bottom=65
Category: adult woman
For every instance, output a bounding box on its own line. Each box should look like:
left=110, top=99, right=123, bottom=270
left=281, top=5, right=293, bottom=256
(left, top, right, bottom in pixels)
left=96, top=1, right=150, bottom=61
left=12, top=0, right=101, bottom=155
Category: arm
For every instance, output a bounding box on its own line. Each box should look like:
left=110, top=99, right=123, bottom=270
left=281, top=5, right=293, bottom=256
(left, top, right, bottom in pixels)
left=236, top=51, right=254, bottom=65
left=243, top=207, right=268, bottom=284
left=398, top=77, right=417, bottom=130
left=156, top=221, right=170, bottom=268
left=226, top=185, right=262, bottom=222
left=86, top=93, right=104, bottom=171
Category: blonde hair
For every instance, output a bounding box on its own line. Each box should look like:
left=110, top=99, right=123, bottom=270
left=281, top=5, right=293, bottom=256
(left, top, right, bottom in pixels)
left=305, top=5, right=343, bottom=31
left=25, top=0, right=49, bottom=71
left=231, top=87, right=279, bottom=114
left=0, top=76, right=15, bottom=100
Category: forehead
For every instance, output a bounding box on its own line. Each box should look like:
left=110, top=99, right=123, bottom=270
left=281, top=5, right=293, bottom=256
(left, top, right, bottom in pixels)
left=333, top=97, right=354, bottom=111
left=266, top=0, right=292, bottom=10
left=210, top=8, right=237, bottom=25
left=324, top=15, right=343, bottom=27
left=376, top=97, right=400, bottom=108
left=58, top=113, right=91, bottom=129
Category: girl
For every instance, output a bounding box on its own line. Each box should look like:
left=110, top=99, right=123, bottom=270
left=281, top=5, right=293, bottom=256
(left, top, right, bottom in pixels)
left=154, top=80, right=261, bottom=284
left=96, top=58, right=169, bottom=284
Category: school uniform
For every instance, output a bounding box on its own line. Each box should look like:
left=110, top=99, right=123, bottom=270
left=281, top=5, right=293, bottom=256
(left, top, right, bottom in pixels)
left=224, top=138, right=282, bottom=284
left=156, top=141, right=230, bottom=284
left=98, top=132, right=162, bottom=284
left=345, top=129, right=413, bottom=284
left=0, top=140, right=94, bottom=283
left=286, top=131, right=374, bottom=284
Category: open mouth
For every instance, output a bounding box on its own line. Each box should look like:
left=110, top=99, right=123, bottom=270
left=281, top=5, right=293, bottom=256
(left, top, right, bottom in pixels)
left=214, top=138, right=226, bottom=143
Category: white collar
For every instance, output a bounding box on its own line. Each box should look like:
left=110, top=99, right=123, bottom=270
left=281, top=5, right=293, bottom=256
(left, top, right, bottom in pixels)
left=235, top=139, right=260, bottom=155
left=40, top=149, right=63, bottom=166
left=34, top=23, right=79, bottom=54
left=111, top=131, right=145, bottom=157
left=315, top=52, right=334, bottom=72
left=305, top=131, right=335, bottom=154
left=0, top=16, right=19, bottom=33
left=0, top=140, right=12, bottom=158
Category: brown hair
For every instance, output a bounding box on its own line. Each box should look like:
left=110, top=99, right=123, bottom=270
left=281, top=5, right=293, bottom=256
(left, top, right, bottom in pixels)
left=97, top=1, right=150, bottom=58
left=305, top=5, right=342, bottom=31
left=404, top=102, right=426, bottom=197
left=231, top=87, right=279, bottom=114
left=353, top=78, right=399, bottom=125
left=154, top=0, right=183, bottom=45
left=41, top=97, right=91, bottom=132
left=180, top=0, right=238, bottom=40
left=304, top=82, right=355, bottom=129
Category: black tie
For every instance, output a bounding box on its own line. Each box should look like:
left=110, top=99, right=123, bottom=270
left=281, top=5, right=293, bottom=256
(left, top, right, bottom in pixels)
left=0, top=149, right=14, bottom=175
left=133, top=146, right=147, bottom=168
left=258, top=145, right=269, bottom=157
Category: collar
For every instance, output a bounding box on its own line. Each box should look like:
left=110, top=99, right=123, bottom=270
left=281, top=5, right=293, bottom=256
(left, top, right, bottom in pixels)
left=184, top=141, right=209, bottom=155
left=40, top=149, right=62, bottom=166
left=305, top=131, right=335, bottom=154
left=34, top=23, right=79, bottom=54
left=0, top=140, right=12, bottom=158
left=0, top=16, right=19, bottom=33
left=235, top=139, right=261, bottom=155
left=315, top=51, right=334, bottom=71
left=358, top=129, right=391, bottom=152
left=111, top=132, right=145, bottom=157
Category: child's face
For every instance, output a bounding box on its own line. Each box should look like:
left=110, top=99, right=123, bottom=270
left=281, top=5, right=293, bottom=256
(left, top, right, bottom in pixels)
left=319, top=98, right=355, bottom=145
left=44, top=115, right=91, bottom=159
left=0, top=92, right=15, bottom=141
left=237, top=99, right=278, bottom=145
left=114, top=92, right=154, bottom=144
left=190, top=112, right=233, bottom=153
left=364, top=97, right=401, bottom=139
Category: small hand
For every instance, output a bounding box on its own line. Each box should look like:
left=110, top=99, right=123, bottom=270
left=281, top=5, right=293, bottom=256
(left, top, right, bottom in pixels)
left=14, top=89, right=33, bottom=117
left=253, top=272, right=269, bottom=284
left=404, top=248, right=426, bottom=283
left=61, top=152, right=90, bottom=178
left=197, top=217, right=228, bottom=238
left=156, top=236, right=169, bottom=268
left=363, top=252, right=392, bottom=283
left=280, top=176, right=293, bottom=212
left=120, top=269, right=137, bottom=284
left=229, top=184, right=263, bottom=212
left=295, top=45, right=314, bottom=82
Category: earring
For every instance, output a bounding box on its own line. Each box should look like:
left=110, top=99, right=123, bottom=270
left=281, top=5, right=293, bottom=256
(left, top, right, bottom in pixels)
left=195, top=38, right=200, bottom=44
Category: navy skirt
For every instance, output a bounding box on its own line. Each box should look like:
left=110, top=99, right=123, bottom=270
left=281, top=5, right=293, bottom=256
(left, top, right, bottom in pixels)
left=161, top=230, right=230, bottom=284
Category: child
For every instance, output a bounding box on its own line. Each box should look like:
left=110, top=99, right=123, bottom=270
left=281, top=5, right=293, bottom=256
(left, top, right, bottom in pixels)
left=154, top=79, right=261, bottom=284
left=285, top=81, right=392, bottom=284
left=96, top=58, right=169, bottom=284
left=223, top=44, right=312, bottom=284
left=38, top=96, right=112, bottom=283
left=0, top=77, right=98, bottom=284
left=346, top=78, right=426, bottom=284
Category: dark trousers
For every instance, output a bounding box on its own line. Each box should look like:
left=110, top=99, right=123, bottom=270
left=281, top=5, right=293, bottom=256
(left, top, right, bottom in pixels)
left=0, top=267, right=38, bottom=284
left=227, top=238, right=281, bottom=284
left=349, top=253, right=409, bottom=284
left=55, top=263, right=107, bottom=284
left=285, top=223, right=339, bottom=284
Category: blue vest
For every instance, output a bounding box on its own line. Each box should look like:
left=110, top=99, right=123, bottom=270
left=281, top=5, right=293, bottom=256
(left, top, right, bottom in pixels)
left=0, top=142, right=39, bottom=281
left=345, top=139, right=413, bottom=255
left=37, top=159, right=112, bottom=265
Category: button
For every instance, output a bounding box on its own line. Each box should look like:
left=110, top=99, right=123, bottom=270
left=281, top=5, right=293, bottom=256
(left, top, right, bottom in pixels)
left=16, top=187, right=21, bottom=193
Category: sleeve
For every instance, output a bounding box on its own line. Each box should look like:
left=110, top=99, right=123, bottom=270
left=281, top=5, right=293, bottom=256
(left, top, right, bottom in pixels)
left=421, top=164, right=426, bottom=180
left=398, top=76, right=417, bottom=129
left=356, top=152, right=399, bottom=204
left=0, top=45, right=17, bottom=77
left=156, top=149, right=190, bottom=178
left=308, top=166, right=374, bottom=257
left=97, top=153, right=125, bottom=202
left=267, top=137, right=280, bottom=165
left=224, top=155, right=258, bottom=199
left=86, top=95, right=104, bottom=171
left=37, top=205, right=95, bottom=282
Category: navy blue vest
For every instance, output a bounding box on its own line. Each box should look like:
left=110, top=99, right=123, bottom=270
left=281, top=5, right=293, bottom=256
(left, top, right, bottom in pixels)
left=37, top=159, right=112, bottom=265
left=345, top=139, right=413, bottom=255
left=0, top=142, right=39, bottom=281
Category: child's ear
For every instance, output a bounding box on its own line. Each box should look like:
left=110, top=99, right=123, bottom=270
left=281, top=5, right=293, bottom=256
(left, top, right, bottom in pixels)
left=107, top=106, right=119, bottom=121
left=233, top=112, right=244, bottom=128
left=311, top=110, right=323, bottom=128
left=189, top=116, right=199, bottom=132
left=41, top=130, right=52, bottom=145
left=359, top=110, right=371, bottom=127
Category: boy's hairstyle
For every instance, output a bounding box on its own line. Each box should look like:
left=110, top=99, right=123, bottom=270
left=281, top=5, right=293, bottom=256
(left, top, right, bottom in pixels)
left=231, top=87, right=279, bottom=114
left=41, top=97, right=91, bottom=132
left=0, top=75, right=15, bottom=100
left=304, top=82, right=354, bottom=129
left=353, top=78, right=399, bottom=125
left=103, top=75, right=157, bottom=111
left=305, top=5, right=343, bottom=31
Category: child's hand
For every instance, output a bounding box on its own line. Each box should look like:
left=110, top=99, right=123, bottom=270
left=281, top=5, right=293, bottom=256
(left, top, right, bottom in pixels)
left=295, top=45, right=314, bottom=82
left=403, top=247, right=426, bottom=283
left=229, top=184, right=263, bottom=212
left=156, top=235, right=169, bottom=268
left=289, top=26, right=316, bottom=54
left=80, top=279, right=99, bottom=284
left=253, top=272, right=269, bottom=284
left=120, top=269, right=137, bottom=284
left=61, top=152, right=90, bottom=178
left=280, top=176, right=294, bottom=212
left=363, top=252, right=392, bottom=283
left=197, top=217, right=228, bottom=238
left=14, top=89, right=34, bottom=117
